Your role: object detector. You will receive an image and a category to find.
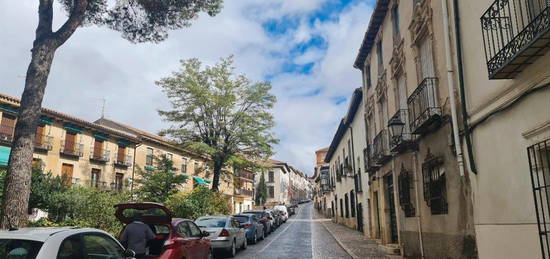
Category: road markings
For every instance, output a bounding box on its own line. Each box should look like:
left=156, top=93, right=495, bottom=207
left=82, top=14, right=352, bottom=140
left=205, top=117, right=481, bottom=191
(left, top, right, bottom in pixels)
left=257, top=205, right=304, bottom=254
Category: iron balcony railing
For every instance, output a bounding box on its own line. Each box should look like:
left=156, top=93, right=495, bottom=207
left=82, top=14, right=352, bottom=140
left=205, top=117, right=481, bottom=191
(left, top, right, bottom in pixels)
left=0, top=124, right=14, bottom=143
left=373, top=129, right=392, bottom=165
left=365, top=144, right=379, bottom=172
left=115, top=155, right=133, bottom=167
left=388, top=109, right=416, bottom=152
left=408, top=77, right=442, bottom=134
left=90, top=148, right=110, bottom=163
left=60, top=140, right=84, bottom=157
left=234, top=188, right=254, bottom=197
left=34, top=134, right=53, bottom=151
left=481, top=0, right=550, bottom=79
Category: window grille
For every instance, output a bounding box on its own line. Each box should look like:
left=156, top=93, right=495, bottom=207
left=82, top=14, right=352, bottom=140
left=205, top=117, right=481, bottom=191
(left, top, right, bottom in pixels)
left=528, top=138, right=550, bottom=258
left=422, top=155, right=447, bottom=215
left=350, top=191, right=356, bottom=217
left=398, top=171, right=415, bottom=217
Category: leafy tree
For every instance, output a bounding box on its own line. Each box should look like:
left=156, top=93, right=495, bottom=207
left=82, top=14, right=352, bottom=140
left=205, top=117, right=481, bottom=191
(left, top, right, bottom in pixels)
left=255, top=172, right=268, bottom=206
left=2, top=0, right=224, bottom=228
left=157, top=56, right=278, bottom=191
left=133, top=156, right=188, bottom=203
left=166, top=186, right=231, bottom=220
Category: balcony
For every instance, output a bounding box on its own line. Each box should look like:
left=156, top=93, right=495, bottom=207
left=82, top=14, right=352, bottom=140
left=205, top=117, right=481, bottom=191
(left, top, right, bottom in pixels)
left=373, top=129, right=392, bottom=165
left=365, top=145, right=379, bottom=172
left=90, top=149, right=110, bottom=163
left=60, top=140, right=84, bottom=158
left=0, top=125, right=14, bottom=145
left=407, top=78, right=442, bottom=134
left=388, top=109, right=417, bottom=153
left=481, top=0, right=550, bottom=79
left=34, top=134, right=53, bottom=152
left=234, top=188, right=254, bottom=197
left=114, top=155, right=132, bottom=168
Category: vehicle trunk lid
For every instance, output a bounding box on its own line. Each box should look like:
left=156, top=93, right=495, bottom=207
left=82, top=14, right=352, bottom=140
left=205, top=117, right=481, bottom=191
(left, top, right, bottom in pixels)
left=114, top=202, right=173, bottom=224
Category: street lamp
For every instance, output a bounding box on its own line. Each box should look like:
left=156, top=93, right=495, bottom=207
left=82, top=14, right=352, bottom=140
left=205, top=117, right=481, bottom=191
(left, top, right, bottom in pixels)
left=388, top=115, right=405, bottom=143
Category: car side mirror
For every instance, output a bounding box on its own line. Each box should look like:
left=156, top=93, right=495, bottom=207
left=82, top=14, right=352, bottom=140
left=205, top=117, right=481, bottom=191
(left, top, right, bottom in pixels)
left=201, top=231, right=210, bottom=238
left=123, top=249, right=136, bottom=259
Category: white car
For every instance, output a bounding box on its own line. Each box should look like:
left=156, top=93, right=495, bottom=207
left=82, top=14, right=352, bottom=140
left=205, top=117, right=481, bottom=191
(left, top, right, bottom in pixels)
left=195, top=215, right=247, bottom=257
left=273, top=205, right=289, bottom=222
left=0, top=227, right=136, bottom=259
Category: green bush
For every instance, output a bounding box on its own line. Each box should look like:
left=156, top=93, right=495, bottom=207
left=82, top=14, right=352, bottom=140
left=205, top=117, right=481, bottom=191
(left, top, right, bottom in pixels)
left=166, top=186, right=231, bottom=220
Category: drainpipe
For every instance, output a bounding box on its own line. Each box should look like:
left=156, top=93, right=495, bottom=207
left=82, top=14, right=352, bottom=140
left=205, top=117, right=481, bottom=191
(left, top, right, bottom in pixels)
left=350, top=125, right=361, bottom=231
left=413, top=152, right=425, bottom=259
left=441, top=0, right=465, bottom=177
left=130, top=143, right=141, bottom=192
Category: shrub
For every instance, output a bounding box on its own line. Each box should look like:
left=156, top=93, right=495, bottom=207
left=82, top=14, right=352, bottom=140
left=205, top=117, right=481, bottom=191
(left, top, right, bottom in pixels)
left=166, top=186, right=231, bottom=220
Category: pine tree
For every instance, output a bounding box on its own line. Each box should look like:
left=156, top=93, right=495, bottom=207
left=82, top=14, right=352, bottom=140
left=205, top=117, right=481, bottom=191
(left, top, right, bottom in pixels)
left=256, top=172, right=268, bottom=206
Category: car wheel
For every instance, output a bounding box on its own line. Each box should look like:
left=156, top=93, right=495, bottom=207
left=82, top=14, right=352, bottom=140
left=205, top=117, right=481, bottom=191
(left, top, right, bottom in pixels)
left=253, top=232, right=258, bottom=244
left=242, top=237, right=247, bottom=250
left=228, top=240, right=236, bottom=258
left=206, top=248, right=214, bottom=259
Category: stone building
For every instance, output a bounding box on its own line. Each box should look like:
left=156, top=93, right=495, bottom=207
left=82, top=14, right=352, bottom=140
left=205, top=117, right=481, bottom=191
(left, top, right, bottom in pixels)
left=353, top=0, right=476, bottom=257
left=324, top=88, right=369, bottom=234
left=457, top=0, right=550, bottom=258
left=313, top=147, right=332, bottom=216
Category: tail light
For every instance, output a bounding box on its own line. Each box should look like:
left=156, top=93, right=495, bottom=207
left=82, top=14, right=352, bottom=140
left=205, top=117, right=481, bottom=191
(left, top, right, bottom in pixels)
left=164, top=234, right=184, bottom=249
left=243, top=223, right=253, bottom=227
left=219, top=229, right=230, bottom=237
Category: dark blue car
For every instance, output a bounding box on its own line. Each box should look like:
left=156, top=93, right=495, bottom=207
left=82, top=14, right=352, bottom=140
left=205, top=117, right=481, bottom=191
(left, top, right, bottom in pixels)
left=233, top=214, right=265, bottom=244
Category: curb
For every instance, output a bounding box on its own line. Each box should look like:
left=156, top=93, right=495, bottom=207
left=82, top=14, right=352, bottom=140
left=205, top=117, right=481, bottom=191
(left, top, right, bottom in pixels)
left=321, top=221, right=359, bottom=259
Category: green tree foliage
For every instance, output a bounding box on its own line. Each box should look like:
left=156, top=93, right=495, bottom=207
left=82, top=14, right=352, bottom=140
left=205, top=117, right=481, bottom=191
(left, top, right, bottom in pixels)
left=133, top=156, right=188, bottom=203
left=2, top=0, right=224, bottom=228
left=255, top=172, right=268, bottom=206
left=157, top=56, right=278, bottom=191
left=166, top=186, right=231, bottom=220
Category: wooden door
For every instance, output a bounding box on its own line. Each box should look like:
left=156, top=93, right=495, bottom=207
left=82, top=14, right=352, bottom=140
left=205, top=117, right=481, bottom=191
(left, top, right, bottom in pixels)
left=0, top=114, right=16, bottom=137
left=117, top=146, right=126, bottom=163
left=91, top=168, right=101, bottom=187
left=35, top=124, right=45, bottom=145
left=61, top=164, right=74, bottom=186
left=93, top=139, right=103, bottom=158
left=64, top=132, right=76, bottom=152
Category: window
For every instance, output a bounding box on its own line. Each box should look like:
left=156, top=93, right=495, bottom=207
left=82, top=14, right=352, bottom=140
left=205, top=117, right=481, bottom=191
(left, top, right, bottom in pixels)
left=345, top=194, right=349, bottom=218
left=422, top=155, right=447, bottom=215
left=377, top=41, right=384, bottom=75
left=181, top=158, right=188, bottom=173
left=268, top=186, right=274, bottom=198
left=340, top=199, right=344, bottom=217
left=146, top=147, right=154, bottom=166
left=528, top=138, right=550, bottom=257
left=57, top=235, right=83, bottom=259
left=93, top=139, right=104, bottom=159
left=398, top=171, right=415, bottom=217
left=0, top=239, right=43, bottom=259
left=63, top=132, right=77, bottom=153
left=117, top=145, right=126, bottom=163
left=82, top=233, right=125, bottom=258
left=350, top=191, right=356, bottom=217
left=187, top=221, right=203, bottom=237
left=61, top=163, right=74, bottom=186
left=391, top=4, right=400, bottom=39
left=166, top=153, right=172, bottom=161
left=115, top=173, right=124, bottom=191
left=0, top=113, right=15, bottom=141
left=419, top=36, right=435, bottom=79
left=365, top=65, right=372, bottom=89
left=268, top=171, right=274, bottom=182
left=91, top=169, right=101, bottom=188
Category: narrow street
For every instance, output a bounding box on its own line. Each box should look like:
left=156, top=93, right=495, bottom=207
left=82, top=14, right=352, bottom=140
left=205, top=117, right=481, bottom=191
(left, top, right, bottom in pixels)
left=234, top=202, right=352, bottom=259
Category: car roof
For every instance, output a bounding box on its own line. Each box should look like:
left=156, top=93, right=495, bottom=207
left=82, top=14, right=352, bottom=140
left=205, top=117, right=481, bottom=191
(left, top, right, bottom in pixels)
left=196, top=215, right=229, bottom=219
left=233, top=214, right=253, bottom=218
left=0, top=227, right=100, bottom=242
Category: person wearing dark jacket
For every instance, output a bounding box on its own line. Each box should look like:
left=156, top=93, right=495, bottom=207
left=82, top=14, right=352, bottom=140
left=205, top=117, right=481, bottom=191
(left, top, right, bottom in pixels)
left=120, top=216, right=155, bottom=259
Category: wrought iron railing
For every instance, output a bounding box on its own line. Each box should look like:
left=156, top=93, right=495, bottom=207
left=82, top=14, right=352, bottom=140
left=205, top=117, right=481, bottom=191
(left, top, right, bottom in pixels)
left=388, top=109, right=415, bottom=151
left=34, top=134, right=53, bottom=151
left=373, top=129, right=391, bottom=164
left=90, top=148, right=111, bottom=162
left=408, top=77, right=441, bottom=134
left=481, top=0, right=550, bottom=79
left=234, top=188, right=254, bottom=197
left=60, top=140, right=84, bottom=157
left=528, top=138, right=550, bottom=258
left=365, top=144, right=378, bottom=172
left=0, top=124, right=14, bottom=143
left=115, top=155, right=132, bottom=167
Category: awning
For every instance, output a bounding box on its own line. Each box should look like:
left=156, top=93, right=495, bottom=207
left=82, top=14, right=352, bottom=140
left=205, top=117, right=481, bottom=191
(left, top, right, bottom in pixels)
left=204, top=179, right=212, bottom=184
left=0, top=146, right=11, bottom=167
left=193, top=177, right=207, bottom=185
left=144, top=166, right=156, bottom=171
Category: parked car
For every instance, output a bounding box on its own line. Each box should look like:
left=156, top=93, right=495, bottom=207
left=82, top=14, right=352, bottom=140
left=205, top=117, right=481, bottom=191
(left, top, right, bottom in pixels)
left=273, top=205, right=289, bottom=222
left=242, top=210, right=273, bottom=234
left=195, top=215, right=247, bottom=257
left=115, top=202, right=213, bottom=259
left=233, top=214, right=265, bottom=244
left=264, top=210, right=279, bottom=229
left=286, top=205, right=295, bottom=216
left=0, top=227, right=136, bottom=259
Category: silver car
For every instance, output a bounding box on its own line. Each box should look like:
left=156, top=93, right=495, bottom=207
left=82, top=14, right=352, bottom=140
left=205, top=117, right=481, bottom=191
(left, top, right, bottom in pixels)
left=195, top=215, right=247, bottom=257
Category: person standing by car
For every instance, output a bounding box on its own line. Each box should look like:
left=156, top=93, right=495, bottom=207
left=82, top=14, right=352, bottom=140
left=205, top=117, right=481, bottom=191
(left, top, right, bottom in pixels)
left=120, top=215, right=155, bottom=259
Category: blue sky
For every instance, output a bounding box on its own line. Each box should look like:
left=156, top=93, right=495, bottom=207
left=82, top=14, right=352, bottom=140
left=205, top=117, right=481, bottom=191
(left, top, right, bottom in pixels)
left=0, top=0, right=373, bottom=174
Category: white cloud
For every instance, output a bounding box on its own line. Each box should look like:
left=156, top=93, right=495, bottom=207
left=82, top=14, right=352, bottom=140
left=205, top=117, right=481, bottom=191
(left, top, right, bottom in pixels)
left=0, top=0, right=373, bottom=175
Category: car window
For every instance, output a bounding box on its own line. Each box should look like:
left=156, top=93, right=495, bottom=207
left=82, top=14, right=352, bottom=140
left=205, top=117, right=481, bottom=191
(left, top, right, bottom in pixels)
left=57, top=235, right=84, bottom=259
left=0, top=239, right=43, bottom=259
left=82, top=233, right=125, bottom=259
left=186, top=222, right=203, bottom=237
left=177, top=222, right=192, bottom=237
left=196, top=217, right=227, bottom=228
left=153, top=225, right=170, bottom=234
left=234, top=216, right=248, bottom=224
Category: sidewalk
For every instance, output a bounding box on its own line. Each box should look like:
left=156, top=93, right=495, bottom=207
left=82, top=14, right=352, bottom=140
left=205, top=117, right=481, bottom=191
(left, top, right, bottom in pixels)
left=313, top=209, right=402, bottom=259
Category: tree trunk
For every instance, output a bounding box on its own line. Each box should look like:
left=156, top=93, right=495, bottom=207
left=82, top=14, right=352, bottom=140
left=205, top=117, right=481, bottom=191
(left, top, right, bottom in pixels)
left=0, top=41, right=57, bottom=229
left=211, top=159, right=224, bottom=192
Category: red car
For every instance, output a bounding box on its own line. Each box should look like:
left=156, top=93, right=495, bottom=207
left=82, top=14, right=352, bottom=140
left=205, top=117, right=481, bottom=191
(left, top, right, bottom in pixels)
left=115, top=202, right=214, bottom=259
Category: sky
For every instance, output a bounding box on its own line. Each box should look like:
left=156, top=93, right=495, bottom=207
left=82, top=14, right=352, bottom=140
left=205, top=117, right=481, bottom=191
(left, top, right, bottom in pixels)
left=0, top=0, right=373, bottom=176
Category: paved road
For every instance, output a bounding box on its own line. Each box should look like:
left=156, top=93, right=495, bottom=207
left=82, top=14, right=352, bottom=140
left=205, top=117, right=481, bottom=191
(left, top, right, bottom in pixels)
left=231, top=202, right=352, bottom=259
